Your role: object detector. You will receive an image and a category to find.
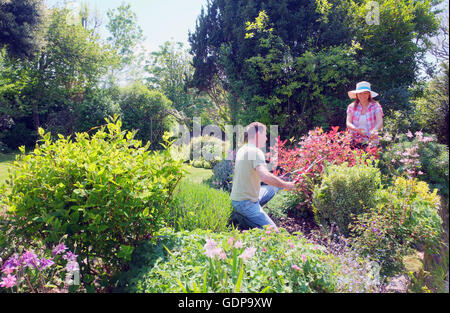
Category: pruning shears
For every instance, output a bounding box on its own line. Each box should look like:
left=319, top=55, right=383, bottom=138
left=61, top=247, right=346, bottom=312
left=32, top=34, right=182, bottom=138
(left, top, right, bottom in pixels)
left=279, top=156, right=325, bottom=181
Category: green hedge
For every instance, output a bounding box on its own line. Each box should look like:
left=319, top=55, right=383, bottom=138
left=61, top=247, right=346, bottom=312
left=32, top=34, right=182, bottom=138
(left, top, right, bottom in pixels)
left=312, top=163, right=381, bottom=236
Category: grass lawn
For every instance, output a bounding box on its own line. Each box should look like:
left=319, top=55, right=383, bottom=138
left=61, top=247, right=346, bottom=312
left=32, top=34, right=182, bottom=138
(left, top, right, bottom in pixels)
left=0, top=153, right=16, bottom=187
left=182, top=165, right=213, bottom=184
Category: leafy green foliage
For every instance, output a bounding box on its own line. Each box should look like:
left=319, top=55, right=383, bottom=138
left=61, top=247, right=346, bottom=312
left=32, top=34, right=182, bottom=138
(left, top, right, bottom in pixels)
left=0, top=116, right=185, bottom=288
left=115, top=227, right=381, bottom=293
left=264, top=190, right=300, bottom=223
left=413, top=62, right=449, bottom=145
left=0, top=5, right=112, bottom=144
left=312, top=163, right=382, bottom=236
left=350, top=177, right=443, bottom=276
left=188, top=0, right=439, bottom=138
left=119, top=83, right=174, bottom=150
left=168, top=180, right=233, bottom=232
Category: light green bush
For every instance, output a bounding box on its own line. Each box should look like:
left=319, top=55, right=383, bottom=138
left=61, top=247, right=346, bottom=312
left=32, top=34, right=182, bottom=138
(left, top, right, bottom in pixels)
left=312, top=163, right=381, bottom=236
left=0, top=116, right=185, bottom=288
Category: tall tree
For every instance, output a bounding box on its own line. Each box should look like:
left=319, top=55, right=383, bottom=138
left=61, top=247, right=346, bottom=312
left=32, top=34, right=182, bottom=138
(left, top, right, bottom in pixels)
left=145, top=41, right=222, bottom=129
left=188, top=0, right=440, bottom=138
left=0, top=0, right=44, bottom=60
left=106, top=3, right=145, bottom=85
left=0, top=5, right=111, bottom=143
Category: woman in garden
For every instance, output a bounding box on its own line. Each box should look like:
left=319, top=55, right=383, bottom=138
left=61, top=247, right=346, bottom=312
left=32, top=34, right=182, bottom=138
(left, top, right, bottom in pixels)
left=346, top=81, right=383, bottom=146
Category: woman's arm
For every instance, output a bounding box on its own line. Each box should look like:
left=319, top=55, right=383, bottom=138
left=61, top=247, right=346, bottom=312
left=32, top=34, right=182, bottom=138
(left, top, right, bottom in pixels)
left=370, top=106, right=383, bottom=136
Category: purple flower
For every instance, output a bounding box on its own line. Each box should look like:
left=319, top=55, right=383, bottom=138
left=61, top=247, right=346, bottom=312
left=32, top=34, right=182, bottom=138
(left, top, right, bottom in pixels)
left=39, top=258, right=55, bottom=270
left=52, top=243, right=68, bottom=256
left=20, top=250, right=39, bottom=268
left=0, top=274, right=16, bottom=288
left=2, top=255, right=19, bottom=270
left=62, top=251, right=78, bottom=262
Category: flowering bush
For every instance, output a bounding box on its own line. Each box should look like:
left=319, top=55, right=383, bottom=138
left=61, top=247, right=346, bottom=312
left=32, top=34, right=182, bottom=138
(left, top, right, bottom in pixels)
left=0, top=240, right=80, bottom=293
left=312, top=162, right=381, bottom=236
left=271, top=127, right=379, bottom=213
left=349, top=177, right=443, bottom=276
left=115, top=227, right=382, bottom=293
left=379, top=130, right=449, bottom=199
left=189, top=135, right=231, bottom=169
left=0, top=116, right=185, bottom=289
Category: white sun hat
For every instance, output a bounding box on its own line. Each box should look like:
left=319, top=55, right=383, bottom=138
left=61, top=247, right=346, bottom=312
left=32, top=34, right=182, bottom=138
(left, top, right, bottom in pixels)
left=348, top=81, right=379, bottom=99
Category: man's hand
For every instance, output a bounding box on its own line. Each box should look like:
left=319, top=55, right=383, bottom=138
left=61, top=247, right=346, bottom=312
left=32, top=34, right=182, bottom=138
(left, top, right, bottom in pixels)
left=256, top=165, right=296, bottom=190
left=283, top=181, right=296, bottom=191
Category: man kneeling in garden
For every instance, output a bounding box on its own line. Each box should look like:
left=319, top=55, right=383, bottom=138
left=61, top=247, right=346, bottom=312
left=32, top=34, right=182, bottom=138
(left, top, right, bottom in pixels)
left=230, top=122, right=296, bottom=230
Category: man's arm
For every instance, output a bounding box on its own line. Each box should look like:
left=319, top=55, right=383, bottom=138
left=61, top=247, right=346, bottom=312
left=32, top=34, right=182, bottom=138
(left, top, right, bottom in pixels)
left=256, top=165, right=296, bottom=190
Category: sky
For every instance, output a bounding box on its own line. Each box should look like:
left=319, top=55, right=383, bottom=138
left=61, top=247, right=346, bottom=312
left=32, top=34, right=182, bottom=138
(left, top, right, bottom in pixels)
left=45, top=0, right=208, bottom=52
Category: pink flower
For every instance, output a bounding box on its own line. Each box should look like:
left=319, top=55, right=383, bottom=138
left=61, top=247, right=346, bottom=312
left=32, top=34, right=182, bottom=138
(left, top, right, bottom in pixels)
left=266, top=230, right=271, bottom=235
left=219, top=250, right=227, bottom=260
left=262, top=247, right=267, bottom=252
left=204, top=238, right=217, bottom=250
left=406, top=130, right=413, bottom=138
left=238, top=247, right=256, bottom=262
left=422, top=136, right=434, bottom=142
left=1, top=266, right=15, bottom=275
left=227, top=237, right=234, bottom=247
left=204, top=239, right=223, bottom=258
left=301, top=254, right=307, bottom=262
left=291, top=264, right=301, bottom=271
left=418, top=171, right=424, bottom=175
left=415, top=131, right=423, bottom=139
left=0, top=274, right=16, bottom=288
left=234, top=240, right=244, bottom=249
left=261, top=237, right=266, bottom=241
left=313, top=246, right=319, bottom=251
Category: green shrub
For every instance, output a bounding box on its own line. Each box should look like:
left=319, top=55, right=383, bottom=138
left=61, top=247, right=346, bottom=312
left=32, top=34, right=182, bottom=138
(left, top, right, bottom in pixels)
left=350, top=177, right=443, bottom=276
left=210, top=160, right=233, bottom=192
left=120, top=83, right=174, bottom=150
left=115, top=227, right=381, bottom=293
left=168, top=180, right=232, bottom=232
left=0, top=116, right=185, bottom=289
left=312, top=163, right=381, bottom=236
left=265, top=190, right=299, bottom=223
